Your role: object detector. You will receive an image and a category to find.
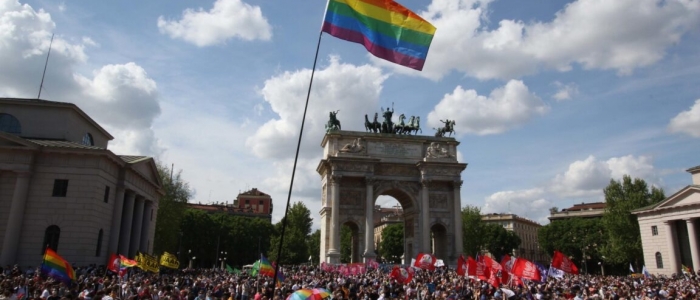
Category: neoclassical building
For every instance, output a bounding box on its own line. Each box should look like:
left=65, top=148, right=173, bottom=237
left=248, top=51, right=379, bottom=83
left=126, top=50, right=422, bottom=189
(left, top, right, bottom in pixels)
left=634, top=165, right=700, bottom=275
left=0, top=98, right=163, bottom=267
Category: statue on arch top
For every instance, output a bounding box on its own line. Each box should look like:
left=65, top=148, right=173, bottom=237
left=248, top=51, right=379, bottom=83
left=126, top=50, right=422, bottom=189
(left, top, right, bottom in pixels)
left=380, top=103, right=394, bottom=134
left=326, top=110, right=341, bottom=132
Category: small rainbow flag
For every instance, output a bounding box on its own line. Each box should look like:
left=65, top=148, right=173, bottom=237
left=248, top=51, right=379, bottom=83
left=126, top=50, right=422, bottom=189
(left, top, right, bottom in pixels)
left=41, top=248, right=75, bottom=285
left=119, top=255, right=138, bottom=268
left=258, top=255, right=275, bottom=277
left=322, top=0, right=436, bottom=71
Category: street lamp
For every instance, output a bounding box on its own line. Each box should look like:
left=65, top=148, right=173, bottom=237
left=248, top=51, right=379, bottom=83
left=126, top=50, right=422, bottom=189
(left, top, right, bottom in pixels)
left=220, top=251, right=228, bottom=270
left=599, top=256, right=606, bottom=276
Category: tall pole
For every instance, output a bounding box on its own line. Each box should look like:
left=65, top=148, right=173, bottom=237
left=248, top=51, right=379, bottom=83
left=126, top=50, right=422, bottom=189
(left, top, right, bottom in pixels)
left=38, top=33, right=54, bottom=99
left=272, top=0, right=330, bottom=288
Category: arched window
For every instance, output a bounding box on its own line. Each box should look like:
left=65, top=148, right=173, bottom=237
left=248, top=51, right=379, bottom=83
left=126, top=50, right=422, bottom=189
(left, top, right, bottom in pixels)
left=656, top=252, right=663, bottom=269
left=95, top=229, right=103, bottom=257
left=82, top=133, right=94, bottom=146
left=0, top=113, right=21, bottom=134
left=42, top=225, right=61, bottom=254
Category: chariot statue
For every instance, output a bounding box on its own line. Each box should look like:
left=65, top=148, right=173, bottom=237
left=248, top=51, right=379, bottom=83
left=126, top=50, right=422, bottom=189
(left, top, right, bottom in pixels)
left=434, top=119, right=455, bottom=137
left=325, top=110, right=341, bottom=132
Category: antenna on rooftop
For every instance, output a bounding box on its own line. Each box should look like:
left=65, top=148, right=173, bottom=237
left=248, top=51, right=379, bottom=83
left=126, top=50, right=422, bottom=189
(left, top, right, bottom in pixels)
left=37, top=33, right=55, bottom=99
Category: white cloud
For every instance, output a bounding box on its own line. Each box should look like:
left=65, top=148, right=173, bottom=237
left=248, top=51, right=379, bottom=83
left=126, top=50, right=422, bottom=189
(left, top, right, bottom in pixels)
left=552, top=81, right=579, bottom=101
left=0, top=0, right=162, bottom=156
left=426, top=80, right=549, bottom=135
left=668, top=99, right=700, bottom=138
left=484, top=154, right=659, bottom=223
left=551, top=155, right=612, bottom=197
left=157, top=0, right=272, bottom=47
left=378, top=0, right=700, bottom=80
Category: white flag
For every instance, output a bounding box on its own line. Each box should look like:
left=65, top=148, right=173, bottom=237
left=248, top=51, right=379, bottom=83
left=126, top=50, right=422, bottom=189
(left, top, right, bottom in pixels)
left=548, top=265, right=565, bottom=279
left=629, top=263, right=635, bottom=273
left=642, top=265, right=651, bottom=278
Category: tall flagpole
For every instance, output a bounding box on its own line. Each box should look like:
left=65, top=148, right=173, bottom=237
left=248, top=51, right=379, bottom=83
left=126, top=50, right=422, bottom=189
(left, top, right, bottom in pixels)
left=38, top=33, right=54, bottom=99
left=272, top=0, right=330, bottom=289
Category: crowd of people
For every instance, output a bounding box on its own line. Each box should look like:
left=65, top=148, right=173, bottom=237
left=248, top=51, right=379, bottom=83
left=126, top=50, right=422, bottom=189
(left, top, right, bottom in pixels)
left=1, top=263, right=699, bottom=300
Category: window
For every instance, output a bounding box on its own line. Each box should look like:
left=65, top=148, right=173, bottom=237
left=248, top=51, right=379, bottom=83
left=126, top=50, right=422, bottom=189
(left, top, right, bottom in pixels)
left=52, top=179, right=69, bottom=197
left=82, top=133, right=94, bottom=146
left=259, top=200, right=264, bottom=205
left=103, top=186, right=110, bottom=203
left=95, top=229, right=103, bottom=257
left=42, top=225, right=61, bottom=254
left=651, top=225, right=658, bottom=236
left=0, top=113, right=21, bottom=134
left=245, top=199, right=250, bottom=204
left=656, top=252, right=663, bottom=269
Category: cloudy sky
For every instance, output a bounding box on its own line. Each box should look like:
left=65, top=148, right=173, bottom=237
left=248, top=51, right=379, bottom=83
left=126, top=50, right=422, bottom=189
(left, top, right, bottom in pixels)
left=2, top=0, right=700, bottom=226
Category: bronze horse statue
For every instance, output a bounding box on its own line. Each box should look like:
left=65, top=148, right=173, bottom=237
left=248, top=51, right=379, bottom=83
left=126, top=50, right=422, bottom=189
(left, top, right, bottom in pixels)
left=364, top=113, right=381, bottom=133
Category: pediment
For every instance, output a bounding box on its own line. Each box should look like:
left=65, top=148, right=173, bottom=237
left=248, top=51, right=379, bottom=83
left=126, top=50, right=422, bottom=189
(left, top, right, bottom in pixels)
left=0, top=132, right=38, bottom=149
left=131, top=158, right=163, bottom=188
left=656, top=187, right=700, bottom=209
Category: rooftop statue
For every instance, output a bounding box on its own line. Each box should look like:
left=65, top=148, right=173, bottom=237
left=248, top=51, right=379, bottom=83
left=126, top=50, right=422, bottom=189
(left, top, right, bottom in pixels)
left=325, top=110, right=341, bottom=132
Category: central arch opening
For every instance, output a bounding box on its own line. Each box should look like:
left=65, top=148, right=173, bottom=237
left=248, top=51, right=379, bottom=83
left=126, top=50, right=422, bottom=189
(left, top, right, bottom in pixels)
left=374, top=195, right=405, bottom=264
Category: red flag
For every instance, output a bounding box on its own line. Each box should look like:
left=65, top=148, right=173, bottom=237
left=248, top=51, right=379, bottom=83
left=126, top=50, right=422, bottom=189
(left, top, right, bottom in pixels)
left=551, top=250, right=580, bottom=274
left=483, top=256, right=503, bottom=271
left=413, top=253, right=436, bottom=271
left=467, top=256, right=477, bottom=276
left=511, top=258, right=541, bottom=281
left=107, top=253, right=120, bottom=273
left=500, top=254, right=516, bottom=284
left=476, top=260, right=490, bottom=280
left=487, top=268, right=501, bottom=287
left=457, top=255, right=467, bottom=276
left=390, top=266, right=413, bottom=284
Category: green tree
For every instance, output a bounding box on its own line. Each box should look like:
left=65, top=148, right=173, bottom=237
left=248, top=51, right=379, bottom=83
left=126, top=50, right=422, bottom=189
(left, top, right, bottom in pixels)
left=601, top=175, right=665, bottom=267
left=308, top=229, right=321, bottom=264
left=153, top=162, right=193, bottom=255
left=340, top=225, right=352, bottom=263
left=269, top=202, right=314, bottom=264
left=462, top=205, right=485, bottom=257
left=538, top=218, right=605, bottom=273
left=482, top=223, right=521, bottom=260
left=379, top=223, right=404, bottom=263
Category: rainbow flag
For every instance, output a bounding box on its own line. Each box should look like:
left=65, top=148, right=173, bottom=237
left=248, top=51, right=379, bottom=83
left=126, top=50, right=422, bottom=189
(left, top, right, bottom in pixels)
left=259, top=255, right=275, bottom=276
left=119, top=255, right=138, bottom=268
left=41, top=249, right=75, bottom=285
left=322, top=0, right=436, bottom=71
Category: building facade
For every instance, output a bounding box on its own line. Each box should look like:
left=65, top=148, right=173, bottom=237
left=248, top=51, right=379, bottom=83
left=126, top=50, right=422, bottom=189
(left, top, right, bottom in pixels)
left=634, top=165, right=700, bottom=275
left=481, top=213, right=547, bottom=264
left=0, top=98, right=163, bottom=267
left=549, top=202, right=606, bottom=222
left=185, top=188, right=274, bottom=222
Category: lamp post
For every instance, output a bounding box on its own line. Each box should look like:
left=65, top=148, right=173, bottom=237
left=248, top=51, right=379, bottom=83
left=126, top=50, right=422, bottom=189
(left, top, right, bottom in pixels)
left=599, top=256, right=606, bottom=276
left=220, top=251, right=228, bottom=270
left=188, top=250, right=193, bottom=269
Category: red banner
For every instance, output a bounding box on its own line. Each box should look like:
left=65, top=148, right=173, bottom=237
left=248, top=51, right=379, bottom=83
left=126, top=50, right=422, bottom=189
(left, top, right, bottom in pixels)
left=457, top=255, right=467, bottom=276
left=414, top=253, right=437, bottom=271
left=391, top=266, right=413, bottom=283
left=511, top=258, right=541, bottom=281
left=551, top=250, right=579, bottom=274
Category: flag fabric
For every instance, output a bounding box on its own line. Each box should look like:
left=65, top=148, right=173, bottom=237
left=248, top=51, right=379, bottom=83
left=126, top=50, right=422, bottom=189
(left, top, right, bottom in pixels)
left=642, top=265, right=651, bottom=278
left=482, top=256, right=503, bottom=271
left=322, top=0, right=436, bottom=71
left=456, top=255, right=467, bottom=276
left=252, top=255, right=275, bottom=277
left=413, top=253, right=437, bottom=271
left=136, top=253, right=161, bottom=273
left=41, top=248, right=75, bottom=286
left=682, top=265, right=691, bottom=275
left=511, top=258, right=542, bottom=281
left=390, top=266, right=413, bottom=283
left=366, top=258, right=380, bottom=269
left=119, top=255, right=138, bottom=268
left=107, top=254, right=120, bottom=273
left=276, top=269, right=286, bottom=287
left=467, top=256, right=478, bottom=277
left=548, top=265, right=565, bottom=279
left=551, top=251, right=579, bottom=274
left=534, top=262, right=549, bottom=283
left=630, top=263, right=635, bottom=273
left=250, top=260, right=260, bottom=276
left=159, top=252, right=179, bottom=269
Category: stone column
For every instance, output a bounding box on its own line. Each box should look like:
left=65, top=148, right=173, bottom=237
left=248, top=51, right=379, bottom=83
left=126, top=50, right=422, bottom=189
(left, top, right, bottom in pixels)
left=363, top=177, right=376, bottom=262
left=686, top=219, right=700, bottom=272
left=107, top=184, right=125, bottom=255
left=327, top=175, right=341, bottom=263
left=453, top=180, right=464, bottom=260
left=140, top=200, right=153, bottom=254
left=118, top=191, right=136, bottom=255
left=129, top=196, right=145, bottom=257
left=0, top=172, right=31, bottom=265
left=421, top=179, right=431, bottom=253
left=664, top=220, right=680, bottom=274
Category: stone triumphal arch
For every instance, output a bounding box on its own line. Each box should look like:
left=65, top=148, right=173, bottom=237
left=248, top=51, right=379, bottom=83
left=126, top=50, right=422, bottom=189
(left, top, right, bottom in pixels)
left=317, top=130, right=467, bottom=265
